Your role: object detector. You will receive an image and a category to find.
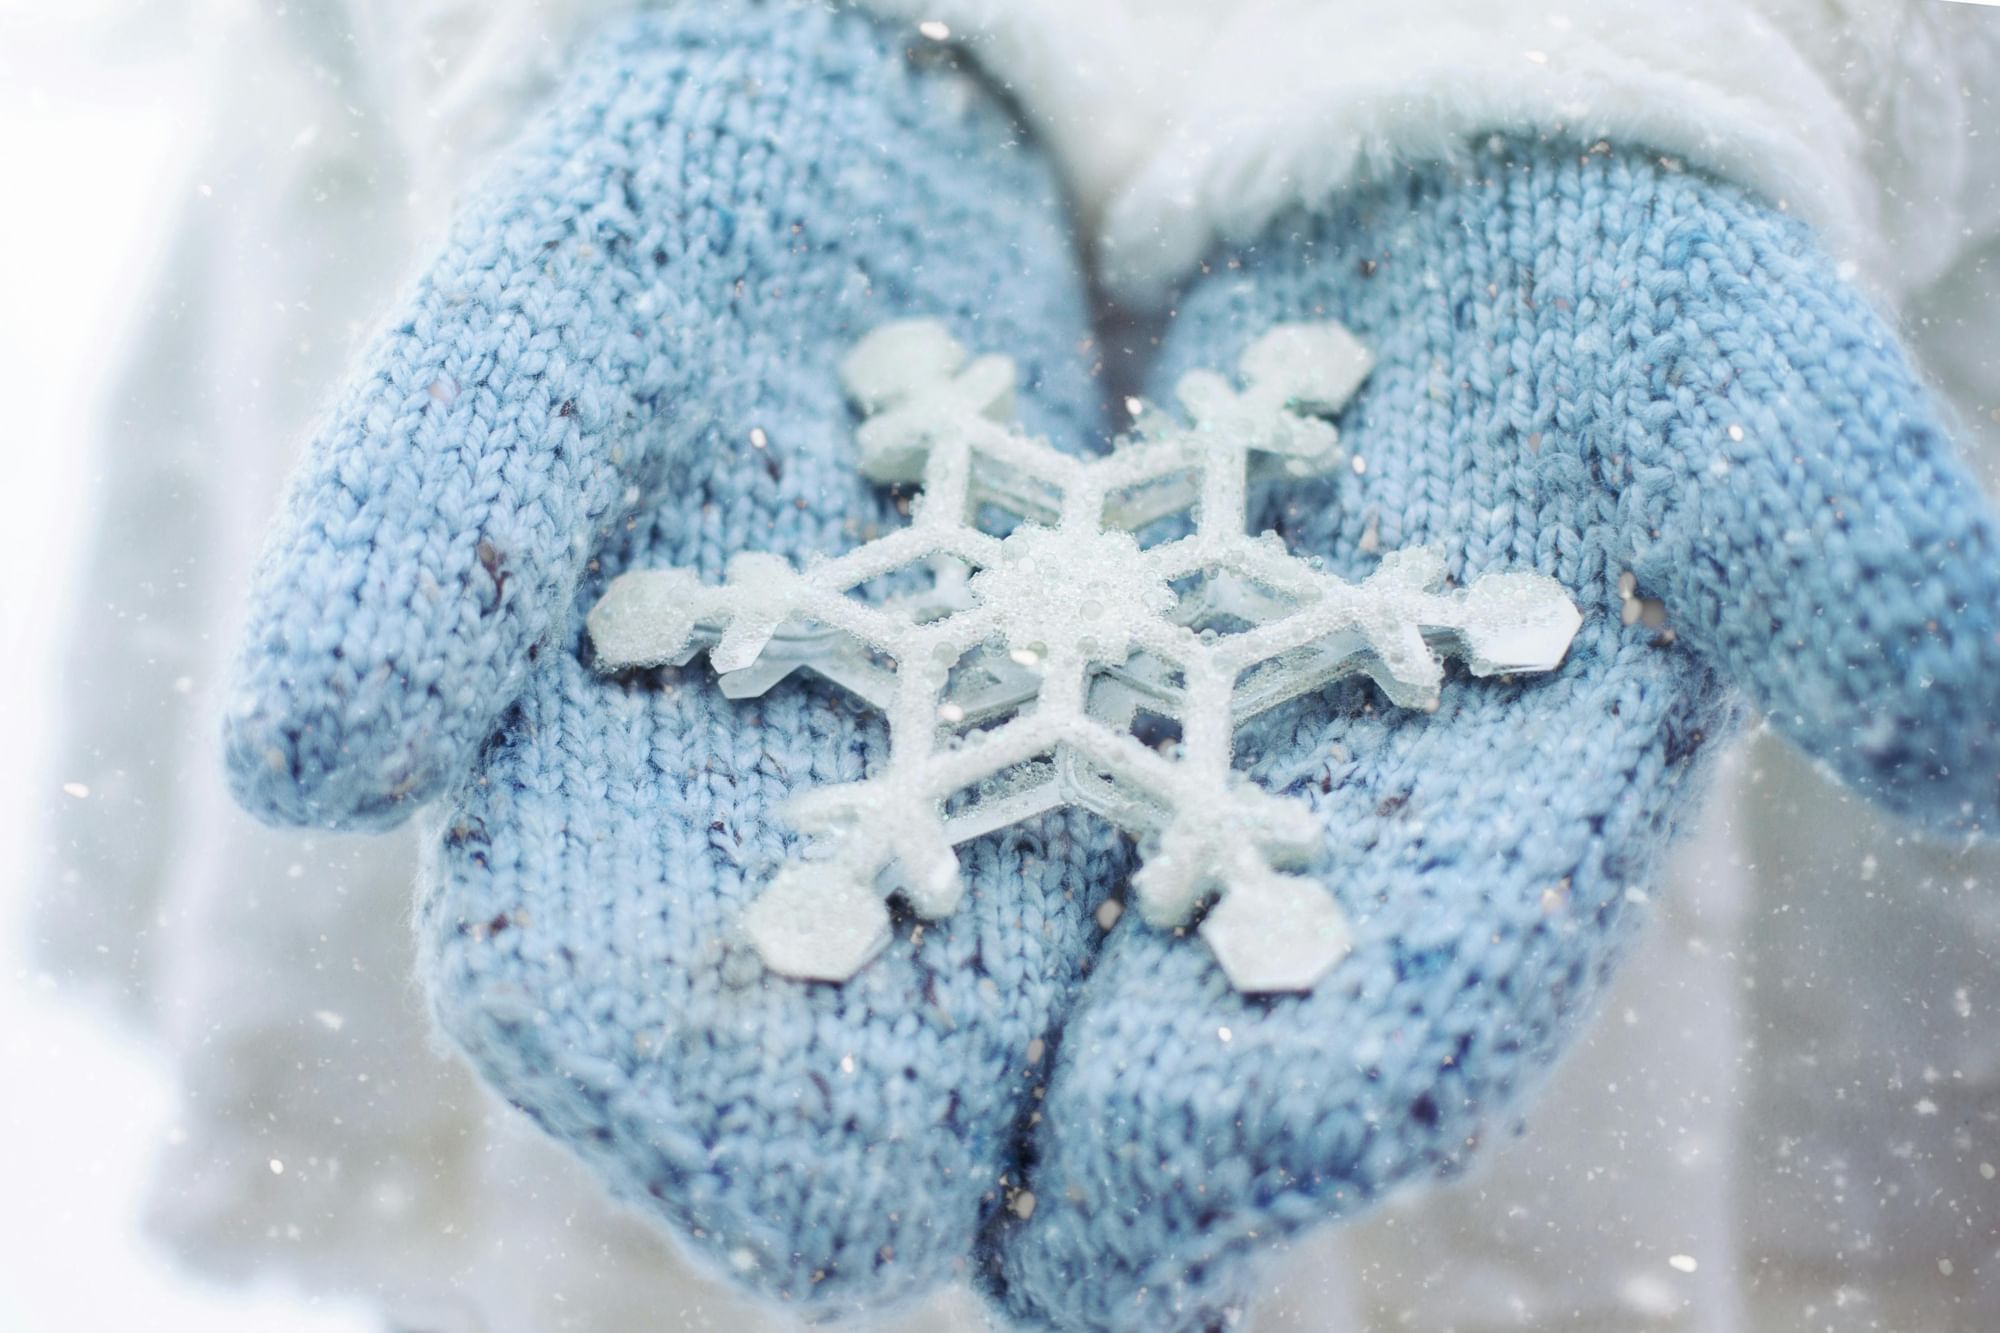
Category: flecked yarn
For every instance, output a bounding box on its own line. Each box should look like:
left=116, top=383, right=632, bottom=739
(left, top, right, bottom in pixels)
left=981, top=140, right=2000, bottom=1331
left=224, top=3, right=1125, bottom=1318
left=222, top=4, right=2000, bottom=1323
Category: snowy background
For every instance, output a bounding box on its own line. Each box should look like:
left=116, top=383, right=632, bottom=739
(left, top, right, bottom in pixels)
left=0, top=4, right=365, bottom=1328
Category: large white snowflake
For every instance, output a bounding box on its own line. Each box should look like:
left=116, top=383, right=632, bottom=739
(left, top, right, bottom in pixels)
left=587, top=320, right=1581, bottom=992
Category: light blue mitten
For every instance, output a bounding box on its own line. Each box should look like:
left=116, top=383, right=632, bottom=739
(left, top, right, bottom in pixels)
left=224, top=3, right=1122, bottom=1316
left=981, top=139, right=2000, bottom=1330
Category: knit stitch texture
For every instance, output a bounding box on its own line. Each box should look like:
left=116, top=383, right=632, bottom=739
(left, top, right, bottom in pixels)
left=223, top=2, right=1102, bottom=833
left=224, top=2, right=1123, bottom=1317
left=221, top=4, right=2000, bottom=1324
left=980, top=140, right=2000, bottom=1331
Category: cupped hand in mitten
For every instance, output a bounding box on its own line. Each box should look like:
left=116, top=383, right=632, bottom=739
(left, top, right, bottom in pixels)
left=224, top=5, right=1126, bottom=1316
left=982, top=138, right=2000, bottom=1331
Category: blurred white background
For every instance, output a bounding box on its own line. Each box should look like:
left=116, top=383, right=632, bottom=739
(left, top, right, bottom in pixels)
left=0, top=3, right=366, bottom=1327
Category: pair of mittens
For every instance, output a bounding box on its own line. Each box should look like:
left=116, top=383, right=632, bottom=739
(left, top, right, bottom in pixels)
left=225, top=5, right=2000, bottom=1327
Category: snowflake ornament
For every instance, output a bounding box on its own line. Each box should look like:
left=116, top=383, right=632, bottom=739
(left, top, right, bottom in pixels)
left=587, top=320, right=1582, bottom=992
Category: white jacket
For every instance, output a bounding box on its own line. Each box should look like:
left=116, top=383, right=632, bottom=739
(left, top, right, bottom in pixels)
left=43, top=1, right=2000, bottom=1329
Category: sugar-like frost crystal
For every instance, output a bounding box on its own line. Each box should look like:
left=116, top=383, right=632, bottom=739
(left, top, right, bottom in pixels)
left=588, top=320, right=1582, bottom=992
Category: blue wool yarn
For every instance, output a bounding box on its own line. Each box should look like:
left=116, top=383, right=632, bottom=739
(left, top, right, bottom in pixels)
left=980, top=140, right=2000, bottom=1331
left=224, top=2, right=1124, bottom=1317
left=223, top=1, right=1103, bottom=832
left=222, top=1, right=2000, bottom=1321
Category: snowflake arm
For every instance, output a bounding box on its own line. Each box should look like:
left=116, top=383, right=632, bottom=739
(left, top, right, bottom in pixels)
left=588, top=320, right=1582, bottom=992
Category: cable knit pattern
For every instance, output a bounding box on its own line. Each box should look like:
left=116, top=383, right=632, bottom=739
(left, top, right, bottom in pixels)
left=225, top=2, right=1120, bottom=1318
left=982, top=140, right=2000, bottom=1331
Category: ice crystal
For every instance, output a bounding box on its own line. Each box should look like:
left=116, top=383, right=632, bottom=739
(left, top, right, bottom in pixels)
left=588, top=320, right=1582, bottom=992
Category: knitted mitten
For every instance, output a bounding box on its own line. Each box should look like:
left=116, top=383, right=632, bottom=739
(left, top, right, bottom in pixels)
left=981, top=139, right=2000, bottom=1331
left=223, top=4, right=1119, bottom=1316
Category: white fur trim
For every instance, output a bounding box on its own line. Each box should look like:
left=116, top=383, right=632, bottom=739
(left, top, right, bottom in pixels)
left=856, top=0, right=2000, bottom=306
left=366, top=0, right=2000, bottom=305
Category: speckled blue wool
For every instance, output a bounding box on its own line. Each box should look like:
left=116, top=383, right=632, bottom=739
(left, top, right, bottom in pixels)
left=223, top=5, right=2000, bottom=1325
left=979, top=140, right=2000, bottom=1331
left=224, top=3, right=1126, bottom=1318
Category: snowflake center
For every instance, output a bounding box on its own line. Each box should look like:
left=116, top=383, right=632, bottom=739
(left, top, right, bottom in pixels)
left=970, top=525, right=1172, bottom=663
